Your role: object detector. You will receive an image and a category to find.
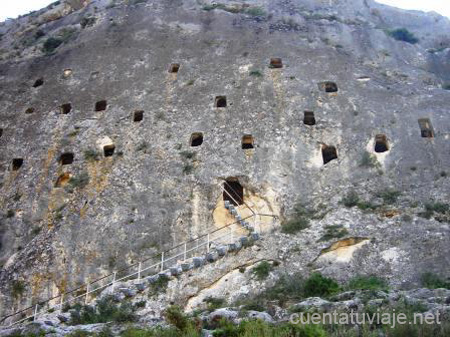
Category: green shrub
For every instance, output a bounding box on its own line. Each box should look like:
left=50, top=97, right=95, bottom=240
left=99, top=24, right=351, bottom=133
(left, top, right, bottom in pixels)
left=341, top=190, right=359, bottom=207
left=421, top=272, right=450, bottom=289
left=69, top=295, right=136, bottom=325
left=387, top=28, right=419, bottom=44
left=281, top=203, right=314, bottom=234
left=204, top=297, right=226, bottom=311
left=11, top=280, right=26, bottom=299
left=252, top=261, right=273, bottom=280
left=377, top=188, right=401, bottom=204
left=42, top=37, right=63, bottom=54
left=442, top=83, right=450, bottom=90
left=180, top=151, right=196, bottom=160
left=249, top=70, right=263, bottom=77
left=84, top=149, right=100, bottom=161
left=359, top=151, right=379, bottom=168
left=347, top=275, right=388, bottom=291
left=244, top=7, right=266, bottom=17
left=164, top=305, right=191, bottom=332
left=148, top=274, right=169, bottom=296
left=319, top=225, right=349, bottom=242
left=303, top=273, right=340, bottom=298
left=66, top=172, right=90, bottom=192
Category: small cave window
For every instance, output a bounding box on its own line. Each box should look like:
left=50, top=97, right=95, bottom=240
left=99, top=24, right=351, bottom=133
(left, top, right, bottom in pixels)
left=0, top=128, right=3, bottom=138
left=103, top=144, right=115, bottom=157
left=33, top=78, right=44, bottom=88
left=223, top=180, right=244, bottom=206
left=270, top=58, right=283, bottom=68
left=60, top=103, right=72, bottom=114
left=215, top=96, right=227, bottom=108
left=133, top=110, right=144, bottom=122
left=59, top=152, right=74, bottom=165
left=190, top=133, right=203, bottom=147
left=322, top=145, right=338, bottom=165
left=55, top=172, right=71, bottom=188
left=374, top=134, right=389, bottom=153
left=319, top=81, right=338, bottom=93
left=12, top=158, right=24, bottom=171
left=418, top=118, right=434, bottom=138
left=303, top=111, right=316, bottom=126
left=25, top=107, right=35, bottom=114
left=242, top=135, right=254, bottom=149
left=95, top=100, right=107, bottom=112
left=169, top=63, right=180, bottom=73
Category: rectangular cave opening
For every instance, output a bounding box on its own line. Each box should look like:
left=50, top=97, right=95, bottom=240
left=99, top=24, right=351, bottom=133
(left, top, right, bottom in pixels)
left=319, top=81, right=338, bottom=93
left=223, top=180, right=244, bottom=206
left=322, top=145, right=338, bottom=165
left=133, top=110, right=144, bottom=122
left=418, top=118, right=434, bottom=138
left=59, top=152, right=74, bottom=165
left=375, top=134, right=389, bottom=153
left=25, top=107, right=35, bottom=114
left=215, top=96, right=227, bottom=108
left=95, top=100, right=107, bottom=112
left=103, top=144, right=115, bottom=157
left=60, top=103, right=72, bottom=114
left=169, top=63, right=180, bottom=73
left=12, top=158, right=24, bottom=171
left=190, top=132, right=203, bottom=147
left=304, top=111, right=316, bottom=125
left=242, top=135, right=254, bottom=149
left=270, top=58, right=283, bottom=68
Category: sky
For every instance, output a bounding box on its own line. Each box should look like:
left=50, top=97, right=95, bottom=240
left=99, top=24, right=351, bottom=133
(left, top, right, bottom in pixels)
left=0, top=0, right=449, bottom=22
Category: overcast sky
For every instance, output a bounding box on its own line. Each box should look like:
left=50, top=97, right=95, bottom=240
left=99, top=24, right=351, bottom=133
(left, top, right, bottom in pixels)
left=0, top=0, right=449, bottom=22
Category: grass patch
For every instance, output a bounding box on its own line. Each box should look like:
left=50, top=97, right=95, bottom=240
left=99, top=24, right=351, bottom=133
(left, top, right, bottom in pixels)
left=249, top=70, right=263, bottom=77
left=346, top=275, right=388, bottom=291
left=419, top=201, right=450, bottom=220
left=341, top=191, right=378, bottom=211
left=421, top=272, right=450, bottom=289
left=204, top=297, right=226, bottom=311
left=66, top=172, right=90, bottom=192
left=252, top=261, right=273, bottom=281
left=84, top=149, right=100, bottom=161
left=359, top=151, right=379, bottom=168
left=319, top=225, right=349, bottom=242
left=280, top=203, right=317, bottom=234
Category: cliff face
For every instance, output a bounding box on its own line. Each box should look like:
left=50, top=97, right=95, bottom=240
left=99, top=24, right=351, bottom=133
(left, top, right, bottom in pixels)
left=0, top=0, right=449, bottom=318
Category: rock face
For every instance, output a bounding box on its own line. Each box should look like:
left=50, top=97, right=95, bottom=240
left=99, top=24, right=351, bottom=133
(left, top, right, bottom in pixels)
left=0, top=0, right=450, bottom=323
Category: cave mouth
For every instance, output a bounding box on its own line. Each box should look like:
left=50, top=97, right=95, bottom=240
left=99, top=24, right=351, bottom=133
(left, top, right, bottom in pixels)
left=61, top=103, right=72, bottom=114
left=103, top=144, right=115, bottom=157
left=242, top=135, right=254, bottom=149
left=134, top=110, right=144, bottom=122
left=418, top=118, right=434, bottom=138
left=95, top=100, right=107, bottom=112
left=270, top=58, right=283, bottom=68
left=322, top=145, right=337, bottom=165
left=59, top=152, right=74, bottom=165
left=374, top=134, right=389, bottom=153
left=223, top=179, right=244, bottom=206
left=190, top=133, right=203, bottom=147
left=33, top=78, right=44, bottom=88
left=169, top=63, right=180, bottom=73
left=304, top=111, right=316, bottom=126
left=12, top=158, right=24, bottom=171
left=319, top=81, right=338, bottom=93
left=215, top=96, right=227, bottom=108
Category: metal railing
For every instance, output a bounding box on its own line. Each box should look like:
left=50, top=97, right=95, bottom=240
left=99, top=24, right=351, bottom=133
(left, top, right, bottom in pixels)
left=1, top=183, right=277, bottom=327
left=1, top=215, right=255, bottom=327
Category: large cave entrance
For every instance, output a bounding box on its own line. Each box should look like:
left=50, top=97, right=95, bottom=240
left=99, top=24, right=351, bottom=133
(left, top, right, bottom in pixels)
left=223, top=179, right=244, bottom=206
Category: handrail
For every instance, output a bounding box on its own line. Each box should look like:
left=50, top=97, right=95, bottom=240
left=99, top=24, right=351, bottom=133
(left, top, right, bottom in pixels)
left=7, top=220, right=247, bottom=327
left=0, top=214, right=256, bottom=326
